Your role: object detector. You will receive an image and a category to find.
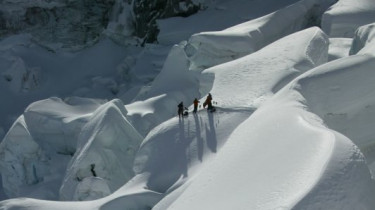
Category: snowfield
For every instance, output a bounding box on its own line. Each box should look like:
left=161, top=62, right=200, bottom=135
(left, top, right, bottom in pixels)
left=1, top=0, right=375, bottom=209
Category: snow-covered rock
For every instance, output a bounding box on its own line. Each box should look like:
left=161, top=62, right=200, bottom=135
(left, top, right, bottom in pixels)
left=322, top=0, right=375, bottom=38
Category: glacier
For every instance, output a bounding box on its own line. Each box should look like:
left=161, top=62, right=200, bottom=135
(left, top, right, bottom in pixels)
left=1, top=0, right=375, bottom=209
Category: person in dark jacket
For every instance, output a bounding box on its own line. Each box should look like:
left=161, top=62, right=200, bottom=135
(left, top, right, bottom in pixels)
left=178, top=102, right=184, bottom=118
left=193, top=98, right=200, bottom=113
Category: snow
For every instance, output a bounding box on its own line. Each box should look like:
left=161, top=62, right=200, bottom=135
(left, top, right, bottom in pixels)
left=1, top=0, right=375, bottom=209
left=162, top=50, right=375, bottom=210
left=0, top=98, right=142, bottom=201
left=296, top=55, right=375, bottom=176
left=322, top=0, right=375, bottom=38
left=185, top=0, right=335, bottom=70
left=328, top=38, right=352, bottom=61
left=59, top=99, right=143, bottom=201
left=199, top=27, right=328, bottom=109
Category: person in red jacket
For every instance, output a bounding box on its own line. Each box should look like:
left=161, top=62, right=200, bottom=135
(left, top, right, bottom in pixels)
left=203, top=93, right=213, bottom=110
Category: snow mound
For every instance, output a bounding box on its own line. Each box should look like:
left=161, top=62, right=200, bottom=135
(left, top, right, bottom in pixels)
left=349, top=23, right=375, bottom=55
left=322, top=0, right=375, bottom=38
left=186, top=0, right=334, bottom=70
left=199, top=27, right=328, bottom=109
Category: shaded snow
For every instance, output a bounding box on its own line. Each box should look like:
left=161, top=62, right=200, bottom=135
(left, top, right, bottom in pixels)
left=349, top=23, right=375, bottom=55
left=328, top=38, right=352, bottom=61
left=322, top=0, right=375, bottom=38
left=0, top=98, right=142, bottom=201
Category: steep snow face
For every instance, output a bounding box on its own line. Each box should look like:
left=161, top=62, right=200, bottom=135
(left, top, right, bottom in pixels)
left=0, top=98, right=143, bottom=201
left=322, top=0, right=375, bottom=38
left=199, top=27, right=328, bottom=109
left=349, top=23, right=375, bottom=55
left=185, top=0, right=335, bottom=70
left=297, top=55, right=375, bottom=176
left=289, top=55, right=375, bottom=209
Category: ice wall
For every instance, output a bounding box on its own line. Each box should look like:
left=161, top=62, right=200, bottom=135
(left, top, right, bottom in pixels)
left=0, top=97, right=142, bottom=201
left=60, top=99, right=143, bottom=201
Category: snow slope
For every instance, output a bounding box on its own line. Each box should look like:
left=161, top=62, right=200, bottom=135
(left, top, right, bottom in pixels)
left=199, top=27, right=328, bottom=109
left=160, top=53, right=375, bottom=210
